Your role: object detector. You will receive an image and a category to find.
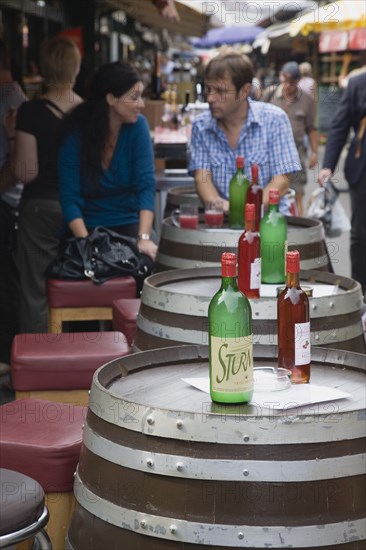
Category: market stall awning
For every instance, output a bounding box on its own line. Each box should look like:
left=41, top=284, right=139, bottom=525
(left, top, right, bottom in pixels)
left=319, top=27, right=366, bottom=53
left=193, top=25, right=263, bottom=48
left=252, top=21, right=292, bottom=53
left=98, top=0, right=212, bottom=37
left=290, top=0, right=366, bottom=37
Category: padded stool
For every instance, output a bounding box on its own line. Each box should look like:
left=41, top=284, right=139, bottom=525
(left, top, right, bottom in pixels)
left=11, top=331, right=130, bottom=406
left=112, top=298, right=141, bottom=346
left=47, top=277, right=137, bottom=333
left=0, top=469, right=51, bottom=549
left=0, top=399, right=85, bottom=549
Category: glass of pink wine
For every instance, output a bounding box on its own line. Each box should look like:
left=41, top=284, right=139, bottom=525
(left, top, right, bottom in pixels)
left=204, top=199, right=224, bottom=229
left=172, top=203, right=199, bottom=229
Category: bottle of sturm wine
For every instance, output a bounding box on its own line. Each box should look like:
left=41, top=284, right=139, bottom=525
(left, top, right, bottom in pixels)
left=208, top=252, right=253, bottom=403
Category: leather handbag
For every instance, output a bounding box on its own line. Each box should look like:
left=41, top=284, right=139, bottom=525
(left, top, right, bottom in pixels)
left=45, top=226, right=154, bottom=291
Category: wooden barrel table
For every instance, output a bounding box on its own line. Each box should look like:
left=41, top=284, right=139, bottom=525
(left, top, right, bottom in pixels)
left=67, top=344, right=365, bottom=549
left=156, top=216, right=332, bottom=273
left=135, top=268, right=365, bottom=354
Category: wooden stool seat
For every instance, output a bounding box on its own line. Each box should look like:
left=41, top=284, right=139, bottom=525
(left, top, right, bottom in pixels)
left=47, top=277, right=137, bottom=333
left=12, top=331, right=130, bottom=405
left=112, top=298, right=141, bottom=346
left=0, top=398, right=85, bottom=549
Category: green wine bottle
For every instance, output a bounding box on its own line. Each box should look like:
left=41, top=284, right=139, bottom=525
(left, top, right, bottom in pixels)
left=208, top=252, right=253, bottom=404
left=260, top=188, right=287, bottom=284
left=228, top=156, right=249, bottom=229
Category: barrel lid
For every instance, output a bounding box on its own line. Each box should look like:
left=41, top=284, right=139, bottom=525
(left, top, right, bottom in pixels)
left=89, top=344, right=365, bottom=446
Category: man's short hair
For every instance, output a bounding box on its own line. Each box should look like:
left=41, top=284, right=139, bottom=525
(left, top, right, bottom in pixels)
left=205, top=52, right=254, bottom=93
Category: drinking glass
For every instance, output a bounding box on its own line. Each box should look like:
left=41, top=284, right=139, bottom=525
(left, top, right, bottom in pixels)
left=171, top=204, right=199, bottom=229
left=204, top=200, right=224, bottom=228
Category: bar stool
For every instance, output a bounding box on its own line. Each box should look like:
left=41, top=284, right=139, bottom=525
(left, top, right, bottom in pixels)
left=47, top=277, right=137, bottom=333
left=0, top=398, right=85, bottom=550
left=0, top=469, right=51, bottom=549
left=11, top=331, right=130, bottom=406
left=112, top=298, right=141, bottom=347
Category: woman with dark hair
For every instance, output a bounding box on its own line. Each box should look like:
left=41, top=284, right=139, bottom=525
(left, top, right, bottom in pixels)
left=59, top=61, right=157, bottom=261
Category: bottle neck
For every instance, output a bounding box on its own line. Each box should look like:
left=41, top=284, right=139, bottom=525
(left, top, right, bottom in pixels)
left=221, top=275, right=237, bottom=290
left=245, top=219, right=255, bottom=232
left=286, top=271, right=300, bottom=288
left=268, top=202, right=279, bottom=212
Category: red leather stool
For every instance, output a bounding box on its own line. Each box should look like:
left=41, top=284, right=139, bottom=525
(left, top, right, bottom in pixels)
left=47, top=277, right=137, bottom=333
left=0, top=469, right=51, bottom=549
left=0, top=399, right=85, bottom=549
left=112, top=298, right=141, bottom=347
left=12, top=331, right=130, bottom=406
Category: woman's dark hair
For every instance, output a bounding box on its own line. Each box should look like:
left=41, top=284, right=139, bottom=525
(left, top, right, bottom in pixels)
left=61, top=61, right=141, bottom=190
left=205, top=52, right=254, bottom=94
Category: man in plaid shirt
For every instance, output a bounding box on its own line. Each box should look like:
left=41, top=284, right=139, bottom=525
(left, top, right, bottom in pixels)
left=189, top=52, right=301, bottom=214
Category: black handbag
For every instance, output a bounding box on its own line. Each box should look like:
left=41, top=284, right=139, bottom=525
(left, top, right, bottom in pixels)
left=46, top=226, right=154, bottom=292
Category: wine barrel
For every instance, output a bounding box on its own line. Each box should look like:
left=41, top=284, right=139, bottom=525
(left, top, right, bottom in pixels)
left=67, top=344, right=365, bottom=549
left=156, top=215, right=332, bottom=273
left=135, top=268, right=365, bottom=354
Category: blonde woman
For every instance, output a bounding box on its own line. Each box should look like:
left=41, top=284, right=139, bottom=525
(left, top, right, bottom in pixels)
left=10, top=36, right=82, bottom=332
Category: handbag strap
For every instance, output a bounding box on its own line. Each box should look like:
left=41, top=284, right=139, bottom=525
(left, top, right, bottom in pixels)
left=74, top=238, right=96, bottom=280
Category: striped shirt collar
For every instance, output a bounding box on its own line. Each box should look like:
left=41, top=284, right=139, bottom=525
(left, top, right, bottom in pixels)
left=204, top=97, right=263, bottom=134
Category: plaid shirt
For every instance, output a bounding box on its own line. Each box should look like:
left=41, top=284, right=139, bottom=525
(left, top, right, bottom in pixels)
left=189, top=98, right=301, bottom=212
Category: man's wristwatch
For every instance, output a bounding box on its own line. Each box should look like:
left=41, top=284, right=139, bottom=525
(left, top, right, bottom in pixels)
left=137, top=233, right=151, bottom=241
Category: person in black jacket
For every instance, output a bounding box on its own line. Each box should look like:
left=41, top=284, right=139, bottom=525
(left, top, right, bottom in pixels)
left=318, top=72, right=366, bottom=295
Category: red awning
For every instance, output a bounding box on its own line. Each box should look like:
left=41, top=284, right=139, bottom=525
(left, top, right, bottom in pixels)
left=348, top=27, right=366, bottom=50
left=319, top=30, right=348, bottom=53
left=319, top=28, right=366, bottom=53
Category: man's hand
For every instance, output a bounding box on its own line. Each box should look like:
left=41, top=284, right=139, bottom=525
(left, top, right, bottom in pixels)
left=318, top=168, right=332, bottom=187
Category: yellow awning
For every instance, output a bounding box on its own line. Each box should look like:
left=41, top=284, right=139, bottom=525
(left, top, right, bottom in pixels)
left=290, top=0, right=366, bottom=37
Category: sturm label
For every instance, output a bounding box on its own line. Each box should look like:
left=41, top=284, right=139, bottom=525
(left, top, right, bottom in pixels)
left=210, top=335, right=253, bottom=393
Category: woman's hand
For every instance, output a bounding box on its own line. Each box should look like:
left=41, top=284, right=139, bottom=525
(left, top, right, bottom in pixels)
left=137, top=238, right=157, bottom=261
